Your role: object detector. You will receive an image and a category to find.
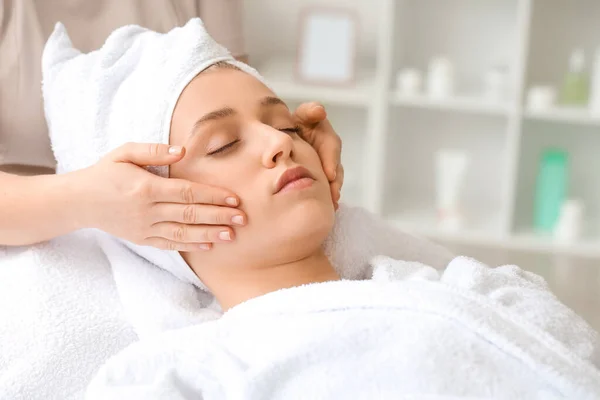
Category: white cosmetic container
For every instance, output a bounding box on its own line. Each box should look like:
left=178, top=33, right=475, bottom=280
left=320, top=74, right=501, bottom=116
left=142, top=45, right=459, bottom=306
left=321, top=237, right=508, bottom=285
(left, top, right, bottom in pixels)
left=527, top=86, right=557, bottom=111
left=396, top=68, right=423, bottom=97
left=427, top=57, right=454, bottom=99
left=483, top=66, right=508, bottom=102
left=435, top=150, right=469, bottom=231
left=554, top=199, right=585, bottom=242
left=589, top=49, right=600, bottom=115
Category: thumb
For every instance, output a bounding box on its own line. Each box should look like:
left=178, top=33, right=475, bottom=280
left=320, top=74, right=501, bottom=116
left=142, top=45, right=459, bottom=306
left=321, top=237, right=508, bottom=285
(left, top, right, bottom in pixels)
left=293, top=102, right=327, bottom=126
left=109, top=143, right=185, bottom=166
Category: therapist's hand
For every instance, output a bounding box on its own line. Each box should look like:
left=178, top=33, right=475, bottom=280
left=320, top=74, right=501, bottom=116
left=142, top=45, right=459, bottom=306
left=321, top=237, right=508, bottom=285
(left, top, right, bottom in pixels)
left=293, top=103, right=344, bottom=210
left=73, top=143, right=245, bottom=251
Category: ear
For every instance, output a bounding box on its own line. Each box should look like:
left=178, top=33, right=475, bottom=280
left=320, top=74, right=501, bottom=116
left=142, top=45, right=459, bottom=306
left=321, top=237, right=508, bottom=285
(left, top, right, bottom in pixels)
left=42, top=22, right=82, bottom=77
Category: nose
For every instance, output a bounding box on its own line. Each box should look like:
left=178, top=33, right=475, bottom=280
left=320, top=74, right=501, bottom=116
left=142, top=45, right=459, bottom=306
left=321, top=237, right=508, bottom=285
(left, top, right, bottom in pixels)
left=262, top=127, right=294, bottom=168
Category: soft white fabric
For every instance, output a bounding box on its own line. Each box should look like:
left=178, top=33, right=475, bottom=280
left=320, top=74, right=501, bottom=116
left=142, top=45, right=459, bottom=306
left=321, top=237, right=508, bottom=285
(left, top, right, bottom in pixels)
left=0, top=208, right=454, bottom=399
left=98, top=203, right=454, bottom=338
left=86, top=257, right=600, bottom=399
left=0, top=232, right=137, bottom=400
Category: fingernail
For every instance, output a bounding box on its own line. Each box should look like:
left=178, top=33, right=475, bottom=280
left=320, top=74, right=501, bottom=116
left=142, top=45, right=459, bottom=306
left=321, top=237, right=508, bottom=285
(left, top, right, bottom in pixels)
left=198, top=243, right=211, bottom=251
left=231, top=215, right=245, bottom=225
left=332, top=169, right=337, bottom=180
left=312, top=104, right=324, bottom=111
left=169, top=146, right=183, bottom=155
left=225, top=197, right=238, bottom=206
left=219, top=231, right=232, bottom=241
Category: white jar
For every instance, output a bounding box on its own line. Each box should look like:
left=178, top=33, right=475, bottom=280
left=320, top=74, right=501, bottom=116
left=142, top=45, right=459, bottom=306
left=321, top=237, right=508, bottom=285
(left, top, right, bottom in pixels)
left=396, top=68, right=423, bottom=96
left=527, top=86, right=557, bottom=111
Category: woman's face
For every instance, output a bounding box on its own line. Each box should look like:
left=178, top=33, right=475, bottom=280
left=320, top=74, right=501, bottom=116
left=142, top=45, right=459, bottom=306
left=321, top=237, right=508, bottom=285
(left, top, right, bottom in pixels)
left=169, top=67, right=335, bottom=272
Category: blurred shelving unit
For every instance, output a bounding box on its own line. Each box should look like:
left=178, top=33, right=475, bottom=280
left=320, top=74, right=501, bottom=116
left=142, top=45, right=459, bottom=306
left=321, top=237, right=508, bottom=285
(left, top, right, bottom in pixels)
left=244, top=0, right=600, bottom=259
left=523, top=107, right=600, bottom=126
left=259, top=58, right=377, bottom=107
left=389, top=93, right=513, bottom=116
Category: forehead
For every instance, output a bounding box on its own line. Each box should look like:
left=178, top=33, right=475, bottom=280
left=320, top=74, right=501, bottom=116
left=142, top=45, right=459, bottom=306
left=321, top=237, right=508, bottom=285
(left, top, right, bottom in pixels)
left=179, top=68, right=275, bottom=113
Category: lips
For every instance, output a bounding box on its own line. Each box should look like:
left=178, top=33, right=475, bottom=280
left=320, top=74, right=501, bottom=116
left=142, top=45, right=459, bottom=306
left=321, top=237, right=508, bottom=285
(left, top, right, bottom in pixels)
left=274, top=166, right=315, bottom=194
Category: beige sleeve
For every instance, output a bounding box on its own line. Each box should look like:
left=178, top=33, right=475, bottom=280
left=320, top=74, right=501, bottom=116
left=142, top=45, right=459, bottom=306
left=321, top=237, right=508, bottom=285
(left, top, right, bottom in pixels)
left=198, top=0, right=245, bottom=57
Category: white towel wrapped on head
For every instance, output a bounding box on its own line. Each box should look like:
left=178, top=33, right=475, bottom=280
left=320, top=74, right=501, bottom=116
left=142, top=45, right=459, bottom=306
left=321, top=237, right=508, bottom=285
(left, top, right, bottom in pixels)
left=42, top=18, right=265, bottom=181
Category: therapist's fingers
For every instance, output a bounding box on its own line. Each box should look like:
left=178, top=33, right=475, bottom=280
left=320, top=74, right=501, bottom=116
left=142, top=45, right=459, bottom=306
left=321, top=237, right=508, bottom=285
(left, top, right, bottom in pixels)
left=316, top=131, right=342, bottom=183
left=144, top=237, right=213, bottom=252
left=151, top=203, right=247, bottom=226
left=293, top=102, right=327, bottom=129
left=330, top=164, right=344, bottom=210
left=151, top=222, right=235, bottom=244
left=292, top=103, right=341, bottom=182
left=109, top=142, right=186, bottom=166
left=149, top=178, right=240, bottom=206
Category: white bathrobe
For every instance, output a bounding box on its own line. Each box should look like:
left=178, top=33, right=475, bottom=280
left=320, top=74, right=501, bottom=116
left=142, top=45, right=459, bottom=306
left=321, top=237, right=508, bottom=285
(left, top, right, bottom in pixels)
left=86, top=257, right=600, bottom=400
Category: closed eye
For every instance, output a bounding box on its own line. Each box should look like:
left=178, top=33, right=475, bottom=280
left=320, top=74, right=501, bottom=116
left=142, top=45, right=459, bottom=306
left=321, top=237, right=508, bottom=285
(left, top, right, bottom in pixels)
left=279, top=126, right=302, bottom=135
left=207, top=139, right=240, bottom=156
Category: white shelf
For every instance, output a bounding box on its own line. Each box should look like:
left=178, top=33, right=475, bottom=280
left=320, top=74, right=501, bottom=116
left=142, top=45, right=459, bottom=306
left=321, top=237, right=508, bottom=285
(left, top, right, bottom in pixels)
left=391, top=213, right=600, bottom=259
left=389, top=208, right=505, bottom=248
left=390, top=92, right=512, bottom=116
left=509, top=232, right=600, bottom=259
left=257, top=58, right=377, bottom=107
left=524, top=107, right=600, bottom=126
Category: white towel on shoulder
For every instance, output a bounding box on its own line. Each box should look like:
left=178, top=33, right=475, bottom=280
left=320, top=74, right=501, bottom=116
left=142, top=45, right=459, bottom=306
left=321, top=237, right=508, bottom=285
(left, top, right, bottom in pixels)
left=86, top=257, right=600, bottom=399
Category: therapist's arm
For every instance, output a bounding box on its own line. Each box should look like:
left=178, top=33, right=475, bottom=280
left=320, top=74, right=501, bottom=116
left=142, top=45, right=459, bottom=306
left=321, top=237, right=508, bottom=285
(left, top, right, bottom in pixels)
left=0, top=171, right=84, bottom=245
left=0, top=143, right=245, bottom=249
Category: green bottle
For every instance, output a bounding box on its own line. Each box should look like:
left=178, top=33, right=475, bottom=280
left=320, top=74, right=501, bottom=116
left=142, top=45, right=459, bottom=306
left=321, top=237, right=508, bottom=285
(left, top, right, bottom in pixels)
left=560, top=49, right=589, bottom=106
left=534, top=149, right=568, bottom=233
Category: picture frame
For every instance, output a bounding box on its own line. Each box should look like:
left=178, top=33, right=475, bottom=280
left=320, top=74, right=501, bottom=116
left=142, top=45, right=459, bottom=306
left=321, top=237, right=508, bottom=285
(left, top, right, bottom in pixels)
left=296, top=7, right=358, bottom=86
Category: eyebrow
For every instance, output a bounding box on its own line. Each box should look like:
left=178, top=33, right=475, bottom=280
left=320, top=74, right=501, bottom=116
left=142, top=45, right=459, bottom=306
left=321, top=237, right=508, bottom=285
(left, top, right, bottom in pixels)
left=260, top=96, right=288, bottom=108
left=189, top=107, right=236, bottom=136
left=189, top=96, right=288, bottom=136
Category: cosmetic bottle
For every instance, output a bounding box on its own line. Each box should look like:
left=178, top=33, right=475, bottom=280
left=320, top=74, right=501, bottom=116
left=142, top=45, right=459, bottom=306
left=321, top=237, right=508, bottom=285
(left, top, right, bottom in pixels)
left=427, top=57, right=454, bottom=99
left=435, top=150, right=469, bottom=231
left=560, top=49, right=589, bottom=106
left=589, top=48, right=600, bottom=114
left=554, top=199, right=584, bottom=242
left=534, top=149, right=568, bottom=233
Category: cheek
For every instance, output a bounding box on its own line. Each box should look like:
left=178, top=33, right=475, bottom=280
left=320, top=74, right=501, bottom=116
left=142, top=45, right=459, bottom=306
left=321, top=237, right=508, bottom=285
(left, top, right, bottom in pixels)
left=170, top=156, right=248, bottom=188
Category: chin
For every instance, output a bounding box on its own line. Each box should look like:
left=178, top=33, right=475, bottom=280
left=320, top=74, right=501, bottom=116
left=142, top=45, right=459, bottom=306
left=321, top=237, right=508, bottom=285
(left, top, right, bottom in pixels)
left=273, top=198, right=335, bottom=261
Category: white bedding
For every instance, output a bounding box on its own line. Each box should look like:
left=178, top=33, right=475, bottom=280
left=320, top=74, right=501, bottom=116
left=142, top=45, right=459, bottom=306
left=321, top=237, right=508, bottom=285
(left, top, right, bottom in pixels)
left=87, top=257, right=600, bottom=399
left=0, top=232, right=136, bottom=400
left=0, top=206, right=454, bottom=399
